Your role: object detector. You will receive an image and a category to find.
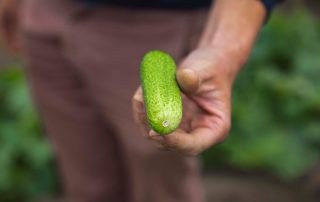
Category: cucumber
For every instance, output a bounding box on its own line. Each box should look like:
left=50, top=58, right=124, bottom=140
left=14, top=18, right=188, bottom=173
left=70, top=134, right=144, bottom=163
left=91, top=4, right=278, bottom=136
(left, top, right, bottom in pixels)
left=140, top=50, right=183, bottom=135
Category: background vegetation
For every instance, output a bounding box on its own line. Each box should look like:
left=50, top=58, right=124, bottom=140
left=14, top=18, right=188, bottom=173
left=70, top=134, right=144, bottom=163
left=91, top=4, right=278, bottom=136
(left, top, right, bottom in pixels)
left=0, top=5, right=319, bottom=202
left=0, top=65, right=58, bottom=202
left=203, top=9, right=320, bottom=180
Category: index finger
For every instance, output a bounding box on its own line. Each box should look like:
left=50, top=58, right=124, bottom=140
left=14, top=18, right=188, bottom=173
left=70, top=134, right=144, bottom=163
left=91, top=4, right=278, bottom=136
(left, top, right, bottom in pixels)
left=132, top=87, right=150, bottom=136
left=149, top=122, right=228, bottom=156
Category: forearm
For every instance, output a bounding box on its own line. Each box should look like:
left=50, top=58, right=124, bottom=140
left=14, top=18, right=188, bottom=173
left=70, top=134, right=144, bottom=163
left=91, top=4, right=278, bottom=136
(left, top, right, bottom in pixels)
left=198, top=0, right=266, bottom=72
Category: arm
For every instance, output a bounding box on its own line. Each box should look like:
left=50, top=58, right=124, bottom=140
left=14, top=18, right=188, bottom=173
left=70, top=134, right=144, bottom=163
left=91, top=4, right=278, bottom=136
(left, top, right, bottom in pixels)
left=198, top=0, right=266, bottom=74
left=133, top=0, right=267, bottom=156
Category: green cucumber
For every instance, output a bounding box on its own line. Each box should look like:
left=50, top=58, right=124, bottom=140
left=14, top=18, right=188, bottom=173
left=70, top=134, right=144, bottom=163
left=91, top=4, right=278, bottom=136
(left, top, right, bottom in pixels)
left=140, top=50, right=183, bottom=135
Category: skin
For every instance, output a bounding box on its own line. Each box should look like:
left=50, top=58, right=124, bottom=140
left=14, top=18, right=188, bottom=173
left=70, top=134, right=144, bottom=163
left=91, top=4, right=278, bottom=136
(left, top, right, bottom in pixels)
left=132, top=0, right=267, bottom=156
left=0, top=0, right=267, bottom=156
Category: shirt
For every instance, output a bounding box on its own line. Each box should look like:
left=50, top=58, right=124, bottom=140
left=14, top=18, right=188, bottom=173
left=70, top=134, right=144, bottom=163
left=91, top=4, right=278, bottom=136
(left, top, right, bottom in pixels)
left=79, top=0, right=284, bottom=15
left=78, top=0, right=212, bottom=9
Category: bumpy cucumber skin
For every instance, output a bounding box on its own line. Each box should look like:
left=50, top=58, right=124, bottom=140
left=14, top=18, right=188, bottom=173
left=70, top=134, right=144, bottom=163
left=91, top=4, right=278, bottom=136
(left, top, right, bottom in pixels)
left=140, top=50, right=183, bottom=135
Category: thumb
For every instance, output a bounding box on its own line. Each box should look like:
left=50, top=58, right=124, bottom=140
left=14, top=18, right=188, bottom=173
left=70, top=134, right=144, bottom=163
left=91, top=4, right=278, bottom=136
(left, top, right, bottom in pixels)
left=176, top=68, right=200, bottom=94
left=176, top=52, right=214, bottom=94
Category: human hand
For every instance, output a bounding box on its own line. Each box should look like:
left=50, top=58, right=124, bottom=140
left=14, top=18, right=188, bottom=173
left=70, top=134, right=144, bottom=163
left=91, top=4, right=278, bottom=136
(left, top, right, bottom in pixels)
left=0, top=0, right=20, bottom=54
left=132, top=48, right=240, bottom=156
left=132, top=0, right=266, bottom=156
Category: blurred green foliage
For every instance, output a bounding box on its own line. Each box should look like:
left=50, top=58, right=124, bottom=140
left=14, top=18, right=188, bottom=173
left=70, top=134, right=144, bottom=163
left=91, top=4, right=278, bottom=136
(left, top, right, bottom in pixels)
left=203, top=9, right=320, bottom=180
left=0, top=65, right=58, bottom=202
left=0, top=7, right=319, bottom=202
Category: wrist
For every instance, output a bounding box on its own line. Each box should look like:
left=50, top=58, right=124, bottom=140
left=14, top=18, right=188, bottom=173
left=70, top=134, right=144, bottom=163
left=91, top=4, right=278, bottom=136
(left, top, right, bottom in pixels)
left=197, top=0, right=266, bottom=72
left=186, top=47, right=243, bottom=84
left=199, top=42, right=249, bottom=74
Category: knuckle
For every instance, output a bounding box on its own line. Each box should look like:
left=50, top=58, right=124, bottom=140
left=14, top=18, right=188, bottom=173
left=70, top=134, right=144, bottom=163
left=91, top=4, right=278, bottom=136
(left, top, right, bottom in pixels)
left=131, top=94, right=139, bottom=104
left=132, top=93, right=138, bottom=101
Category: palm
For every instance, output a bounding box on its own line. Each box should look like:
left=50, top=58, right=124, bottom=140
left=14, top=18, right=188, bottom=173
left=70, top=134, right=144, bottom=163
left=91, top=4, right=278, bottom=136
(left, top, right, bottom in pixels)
left=178, top=82, right=230, bottom=140
left=133, top=48, right=234, bottom=156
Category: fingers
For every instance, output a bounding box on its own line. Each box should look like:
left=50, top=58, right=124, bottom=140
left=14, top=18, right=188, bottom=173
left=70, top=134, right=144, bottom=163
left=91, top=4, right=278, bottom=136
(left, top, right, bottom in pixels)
left=176, top=69, right=200, bottom=94
left=177, top=49, right=218, bottom=95
left=132, top=87, right=150, bottom=137
left=133, top=48, right=234, bottom=155
left=147, top=124, right=229, bottom=156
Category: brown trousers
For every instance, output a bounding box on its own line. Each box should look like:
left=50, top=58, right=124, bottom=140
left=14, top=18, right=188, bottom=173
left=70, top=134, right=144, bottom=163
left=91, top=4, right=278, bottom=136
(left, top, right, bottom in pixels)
left=20, top=0, right=208, bottom=201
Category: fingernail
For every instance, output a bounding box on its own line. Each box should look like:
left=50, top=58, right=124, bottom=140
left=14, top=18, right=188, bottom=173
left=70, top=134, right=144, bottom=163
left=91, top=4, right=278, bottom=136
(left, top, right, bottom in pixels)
left=177, top=69, right=200, bottom=94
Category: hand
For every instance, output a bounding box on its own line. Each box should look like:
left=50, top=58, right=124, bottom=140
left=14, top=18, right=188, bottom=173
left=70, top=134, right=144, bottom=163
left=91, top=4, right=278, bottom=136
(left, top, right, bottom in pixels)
left=132, top=48, right=240, bottom=156
left=0, top=0, right=20, bottom=54
left=132, top=0, right=266, bottom=156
